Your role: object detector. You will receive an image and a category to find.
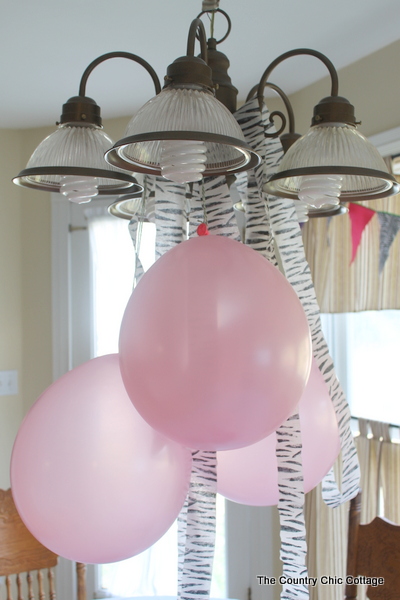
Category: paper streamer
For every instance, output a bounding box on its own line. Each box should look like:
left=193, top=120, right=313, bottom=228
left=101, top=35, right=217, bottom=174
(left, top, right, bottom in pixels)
left=128, top=177, right=154, bottom=286
left=276, top=415, right=309, bottom=600
left=154, top=177, right=189, bottom=259
left=236, top=98, right=309, bottom=600
left=149, top=175, right=233, bottom=600
left=236, top=98, right=360, bottom=509
left=179, top=451, right=217, bottom=600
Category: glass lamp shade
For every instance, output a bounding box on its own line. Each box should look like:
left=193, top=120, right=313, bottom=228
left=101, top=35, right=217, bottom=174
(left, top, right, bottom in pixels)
left=105, top=87, right=260, bottom=181
left=108, top=194, right=147, bottom=220
left=294, top=201, right=348, bottom=223
left=265, top=123, right=400, bottom=201
left=13, top=123, right=142, bottom=196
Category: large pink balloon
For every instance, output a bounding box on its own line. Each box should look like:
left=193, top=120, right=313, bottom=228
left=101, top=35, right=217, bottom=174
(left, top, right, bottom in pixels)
left=11, top=354, right=192, bottom=564
left=217, top=360, right=341, bottom=505
left=119, top=234, right=312, bottom=450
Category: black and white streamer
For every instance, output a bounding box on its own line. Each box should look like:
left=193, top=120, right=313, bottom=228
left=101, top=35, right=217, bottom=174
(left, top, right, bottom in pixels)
left=236, top=98, right=309, bottom=600
left=178, top=451, right=218, bottom=600
left=153, top=177, right=188, bottom=259
left=268, top=191, right=360, bottom=507
left=252, top=105, right=360, bottom=507
left=236, top=97, right=360, bottom=505
left=128, top=217, right=145, bottom=286
left=144, top=174, right=236, bottom=600
left=178, top=173, right=242, bottom=600
left=234, top=94, right=359, bottom=598
left=128, top=177, right=156, bottom=286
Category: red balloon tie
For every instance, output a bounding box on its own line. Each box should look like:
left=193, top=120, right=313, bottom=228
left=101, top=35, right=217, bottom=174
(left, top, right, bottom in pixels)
left=197, top=223, right=209, bottom=236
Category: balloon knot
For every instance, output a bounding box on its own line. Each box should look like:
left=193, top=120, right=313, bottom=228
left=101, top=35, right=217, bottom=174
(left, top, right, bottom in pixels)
left=197, top=223, right=209, bottom=236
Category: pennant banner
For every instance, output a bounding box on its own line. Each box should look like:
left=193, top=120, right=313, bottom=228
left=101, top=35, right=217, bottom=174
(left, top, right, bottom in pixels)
left=377, top=211, right=400, bottom=273
left=348, top=202, right=375, bottom=263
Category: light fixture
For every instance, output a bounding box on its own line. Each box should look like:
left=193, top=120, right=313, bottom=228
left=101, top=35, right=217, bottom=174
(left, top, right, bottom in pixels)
left=105, top=19, right=260, bottom=183
left=241, top=81, right=348, bottom=223
left=259, top=49, right=399, bottom=203
left=12, top=51, right=163, bottom=202
left=13, top=6, right=399, bottom=202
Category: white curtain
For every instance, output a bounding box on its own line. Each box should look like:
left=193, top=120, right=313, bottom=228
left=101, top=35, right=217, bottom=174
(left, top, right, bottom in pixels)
left=86, top=207, right=136, bottom=357
left=87, top=208, right=178, bottom=597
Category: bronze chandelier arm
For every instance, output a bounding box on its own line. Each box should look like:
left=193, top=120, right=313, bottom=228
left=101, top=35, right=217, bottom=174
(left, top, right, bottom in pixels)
left=78, top=51, right=162, bottom=97
left=186, top=19, right=208, bottom=63
left=247, top=82, right=299, bottom=138
left=256, top=48, right=339, bottom=112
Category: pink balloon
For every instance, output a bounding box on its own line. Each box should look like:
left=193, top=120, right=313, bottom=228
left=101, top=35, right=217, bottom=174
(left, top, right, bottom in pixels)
left=11, top=354, right=192, bottom=564
left=217, top=360, right=341, bottom=505
left=119, top=234, right=312, bottom=450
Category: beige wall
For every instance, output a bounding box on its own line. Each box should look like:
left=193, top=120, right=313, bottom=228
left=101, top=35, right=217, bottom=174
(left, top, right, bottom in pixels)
left=0, top=131, right=24, bottom=488
left=18, top=118, right=130, bottom=409
left=0, top=39, right=399, bottom=486
left=19, top=126, right=54, bottom=419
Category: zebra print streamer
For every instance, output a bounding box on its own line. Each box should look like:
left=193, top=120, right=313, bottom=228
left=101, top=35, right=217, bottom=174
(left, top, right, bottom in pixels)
left=153, top=176, right=188, bottom=258
left=276, top=414, right=309, bottom=600
left=178, top=498, right=189, bottom=599
left=235, top=98, right=309, bottom=600
left=269, top=193, right=360, bottom=506
left=179, top=451, right=218, bottom=600
left=236, top=98, right=360, bottom=508
left=179, top=175, right=241, bottom=600
left=128, top=177, right=156, bottom=286
left=128, top=217, right=145, bottom=286
left=148, top=176, right=227, bottom=600
left=234, top=101, right=276, bottom=263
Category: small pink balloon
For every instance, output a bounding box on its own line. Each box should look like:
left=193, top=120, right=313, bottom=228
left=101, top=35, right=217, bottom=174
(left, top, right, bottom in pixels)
left=217, top=360, right=341, bottom=505
left=11, top=354, right=192, bottom=564
left=119, top=234, right=312, bottom=450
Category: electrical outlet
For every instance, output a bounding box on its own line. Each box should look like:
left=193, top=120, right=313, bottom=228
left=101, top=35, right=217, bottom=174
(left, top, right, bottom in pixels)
left=0, top=370, right=18, bottom=396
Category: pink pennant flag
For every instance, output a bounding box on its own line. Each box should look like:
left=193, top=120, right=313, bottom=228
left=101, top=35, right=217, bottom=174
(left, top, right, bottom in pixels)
left=348, top=203, right=376, bottom=263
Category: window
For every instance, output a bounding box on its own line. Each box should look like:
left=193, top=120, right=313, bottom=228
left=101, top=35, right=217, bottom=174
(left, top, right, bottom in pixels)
left=321, top=311, right=400, bottom=425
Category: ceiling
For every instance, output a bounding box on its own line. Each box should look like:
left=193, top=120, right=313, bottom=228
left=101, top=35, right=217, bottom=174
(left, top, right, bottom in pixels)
left=1, top=0, right=400, bottom=129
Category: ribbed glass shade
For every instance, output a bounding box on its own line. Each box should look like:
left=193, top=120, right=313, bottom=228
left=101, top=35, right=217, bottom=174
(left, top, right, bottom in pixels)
left=108, top=195, right=146, bottom=220
left=265, top=123, right=399, bottom=201
left=13, top=124, right=141, bottom=195
left=294, top=201, right=348, bottom=223
left=105, top=87, right=259, bottom=178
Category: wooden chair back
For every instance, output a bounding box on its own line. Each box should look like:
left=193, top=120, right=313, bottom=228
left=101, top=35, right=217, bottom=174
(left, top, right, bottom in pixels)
left=0, top=489, right=86, bottom=600
left=345, top=489, right=400, bottom=599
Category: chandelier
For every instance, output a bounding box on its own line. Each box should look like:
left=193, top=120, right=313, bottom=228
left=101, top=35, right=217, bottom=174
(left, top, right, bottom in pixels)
left=12, top=3, right=398, bottom=213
